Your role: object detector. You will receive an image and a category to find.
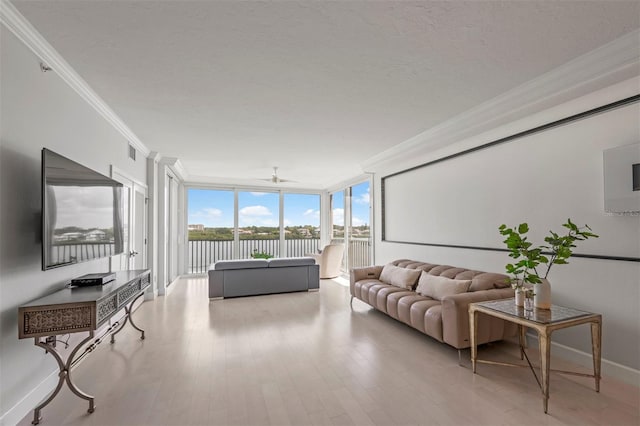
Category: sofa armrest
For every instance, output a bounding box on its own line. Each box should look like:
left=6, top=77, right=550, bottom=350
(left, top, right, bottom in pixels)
left=208, top=269, right=224, bottom=299
left=440, top=288, right=515, bottom=349
left=349, top=266, right=383, bottom=295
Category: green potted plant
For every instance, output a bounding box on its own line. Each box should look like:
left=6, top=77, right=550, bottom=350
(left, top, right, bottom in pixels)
left=498, top=219, right=598, bottom=309
left=251, top=250, right=274, bottom=259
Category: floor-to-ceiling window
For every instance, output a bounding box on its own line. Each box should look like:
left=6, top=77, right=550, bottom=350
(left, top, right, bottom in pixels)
left=284, top=193, right=320, bottom=256
left=330, top=189, right=346, bottom=271
left=187, top=188, right=321, bottom=273
left=187, top=189, right=234, bottom=273
left=331, top=190, right=345, bottom=239
left=238, top=191, right=280, bottom=258
left=349, top=181, right=371, bottom=269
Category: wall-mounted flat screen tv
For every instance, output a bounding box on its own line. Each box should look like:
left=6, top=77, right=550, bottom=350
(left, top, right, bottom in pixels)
left=42, top=148, right=124, bottom=270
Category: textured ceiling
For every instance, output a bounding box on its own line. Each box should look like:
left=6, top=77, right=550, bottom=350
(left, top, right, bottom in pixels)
left=10, top=1, right=640, bottom=189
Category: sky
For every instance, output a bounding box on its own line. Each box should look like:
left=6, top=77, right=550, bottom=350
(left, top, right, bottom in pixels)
left=188, top=182, right=370, bottom=228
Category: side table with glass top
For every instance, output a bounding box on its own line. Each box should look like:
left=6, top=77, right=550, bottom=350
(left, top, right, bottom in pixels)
left=468, top=299, right=602, bottom=414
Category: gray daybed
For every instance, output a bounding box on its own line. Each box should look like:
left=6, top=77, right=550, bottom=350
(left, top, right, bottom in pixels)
left=208, top=257, right=320, bottom=299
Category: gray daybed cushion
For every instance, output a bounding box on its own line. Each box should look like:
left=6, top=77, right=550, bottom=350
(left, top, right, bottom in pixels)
left=269, top=257, right=316, bottom=267
left=213, top=259, right=268, bottom=270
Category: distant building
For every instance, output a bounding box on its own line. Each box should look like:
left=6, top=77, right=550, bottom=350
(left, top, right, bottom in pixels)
left=84, top=229, right=106, bottom=241
left=188, top=224, right=204, bottom=231
left=55, top=232, right=84, bottom=242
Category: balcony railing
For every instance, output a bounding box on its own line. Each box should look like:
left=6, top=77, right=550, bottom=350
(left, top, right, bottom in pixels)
left=49, top=242, right=116, bottom=264
left=188, top=239, right=321, bottom=274
left=189, top=238, right=372, bottom=275
left=331, top=238, right=371, bottom=271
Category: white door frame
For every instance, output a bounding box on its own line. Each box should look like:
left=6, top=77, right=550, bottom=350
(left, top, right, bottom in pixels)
left=111, top=166, right=148, bottom=272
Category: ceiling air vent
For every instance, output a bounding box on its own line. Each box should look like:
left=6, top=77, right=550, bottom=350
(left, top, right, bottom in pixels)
left=128, top=144, right=136, bottom=161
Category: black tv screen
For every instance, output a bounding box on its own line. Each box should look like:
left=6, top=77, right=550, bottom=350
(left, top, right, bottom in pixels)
left=42, top=148, right=124, bottom=270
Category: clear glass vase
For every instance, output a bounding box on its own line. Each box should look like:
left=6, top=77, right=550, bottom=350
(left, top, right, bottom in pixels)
left=515, top=288, right=525, bottom=307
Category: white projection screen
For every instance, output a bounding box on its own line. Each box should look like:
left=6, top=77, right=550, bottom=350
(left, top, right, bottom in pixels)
left=382, top=99, right=640, bottom=261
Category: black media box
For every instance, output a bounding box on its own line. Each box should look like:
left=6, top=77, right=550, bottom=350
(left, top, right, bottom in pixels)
left=71, top=272, right=116, bottom=287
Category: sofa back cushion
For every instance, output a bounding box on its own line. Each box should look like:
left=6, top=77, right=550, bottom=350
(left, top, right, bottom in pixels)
left=469, top=272, right=511, bottom=291
left=386, top=259, right=511, bottom=292
left=416, top=273, right=472, bottom=300
left=380, top=264, right=422, bottom=290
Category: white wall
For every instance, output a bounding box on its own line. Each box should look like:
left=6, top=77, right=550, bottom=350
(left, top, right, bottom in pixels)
left=0, top=27, right=147, bottom=423
left=372, top=78, right=640, bottom=380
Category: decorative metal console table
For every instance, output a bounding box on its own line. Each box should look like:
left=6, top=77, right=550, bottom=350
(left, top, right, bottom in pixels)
left=469, top=299, right=602, bottom=414
left=18, top=269, right=151, bottom=425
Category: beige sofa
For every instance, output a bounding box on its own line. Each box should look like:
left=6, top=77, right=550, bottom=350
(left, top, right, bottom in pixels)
left=350, top=259, right=516, bottom=359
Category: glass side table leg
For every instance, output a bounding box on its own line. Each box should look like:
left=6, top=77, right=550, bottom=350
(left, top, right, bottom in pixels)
left=591, top=320, right=602, bottom=392
left=470, top=310, right=478, bottom=373
left=539, top=332, right=552, bottom=414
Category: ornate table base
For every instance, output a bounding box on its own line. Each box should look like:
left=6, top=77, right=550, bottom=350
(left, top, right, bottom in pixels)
left=30, top=293, right=146, bottom=425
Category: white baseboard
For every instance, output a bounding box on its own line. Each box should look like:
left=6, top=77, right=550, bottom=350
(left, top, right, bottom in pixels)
left=144, top=286, right=158, bottom=301
left=526, top=334, right=640, bottom=387
left=0, top=368, right=59, bottom=426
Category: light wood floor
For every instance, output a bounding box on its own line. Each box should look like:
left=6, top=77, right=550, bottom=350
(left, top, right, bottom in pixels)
left=19, top=276, right=639, bottom=426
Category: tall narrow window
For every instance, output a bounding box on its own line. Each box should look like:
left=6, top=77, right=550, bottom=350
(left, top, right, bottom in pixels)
left=349, top=181, right=371, bottom=269
left=331, top=190, right=345, bottom=240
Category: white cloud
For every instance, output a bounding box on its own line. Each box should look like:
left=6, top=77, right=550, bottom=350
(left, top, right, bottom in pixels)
left=303, top=209, right=320, bottom=220
left=352, top=216, right=366, bottom=226
left=239, top=205, right=272, bottom=216
left=202, top=208, right=222, bottom=217
left=250, top=192, right=267, bottom=196
left=238, top=205, right=275, bottom=226
left=354, top=187, right=370, bottom=204
left=189, top=207, right=225, bottom=227
left=332, top=208, right=344, bottom=226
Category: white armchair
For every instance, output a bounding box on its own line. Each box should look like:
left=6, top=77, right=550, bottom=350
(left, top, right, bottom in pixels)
left=307, top=244, right=344, bottom=279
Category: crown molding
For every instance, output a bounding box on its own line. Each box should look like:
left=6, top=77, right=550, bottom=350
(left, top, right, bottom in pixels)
left=362, top=29, right=640, bottom=172
left=0, top=0, right=151, bottom=157
left=159, top=157, right=188, bottom=181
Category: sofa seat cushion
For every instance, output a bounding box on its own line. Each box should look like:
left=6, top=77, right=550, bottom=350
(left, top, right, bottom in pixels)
left=375, top=286, right=409, bottom=313
left=396, top=295, right=438, bottom=326
left=416, top=273, right=472, bottom=301
left=379, top=264, right=422, bottom=290
left=367, top=283, right=394, bottom=307
left=385, top=291, right=417, bottom=318
left=406, top=300, right=441, bottom=335
left=422, top=305, right=444, bottom=342
left=354, top=279, right=380, bottom=302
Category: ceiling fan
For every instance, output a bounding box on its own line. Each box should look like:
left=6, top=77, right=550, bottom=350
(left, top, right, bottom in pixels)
left=260, top=167, right=295, bottom=184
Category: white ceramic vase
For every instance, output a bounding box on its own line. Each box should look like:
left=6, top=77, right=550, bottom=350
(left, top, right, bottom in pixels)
left=534, top=278, right=551, bottom=309
left=515, top=288, right=525, bottom=307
